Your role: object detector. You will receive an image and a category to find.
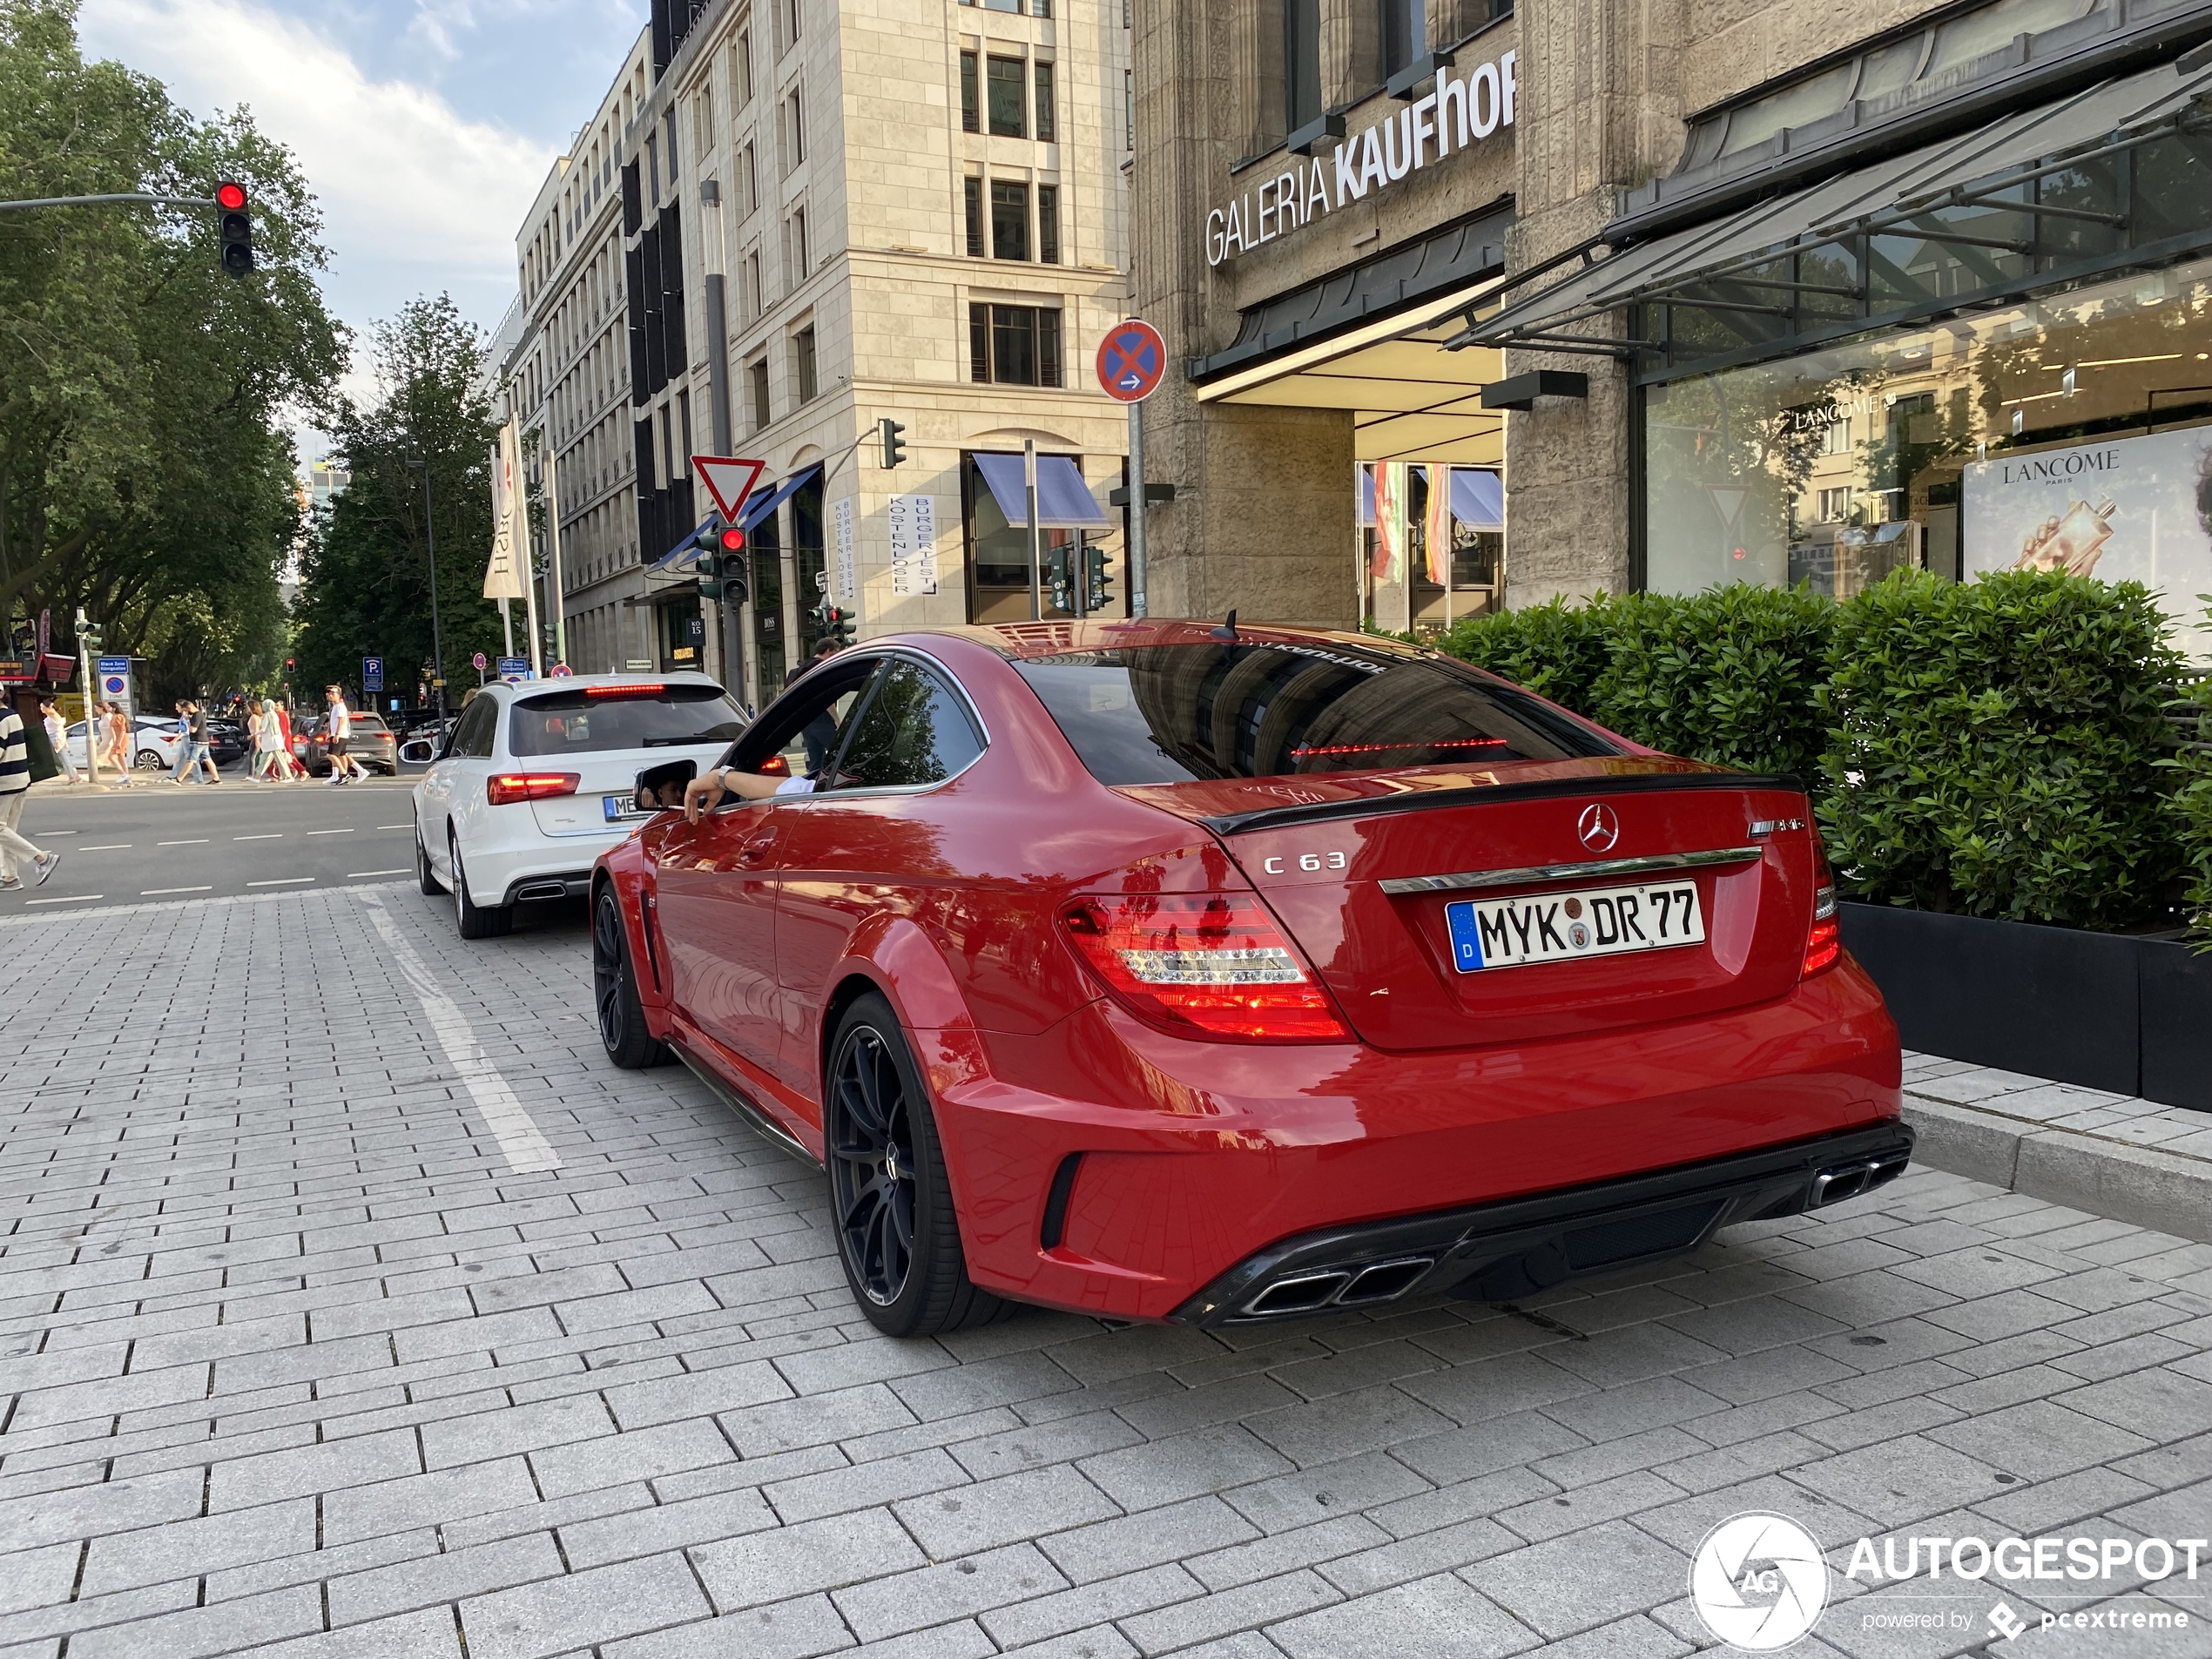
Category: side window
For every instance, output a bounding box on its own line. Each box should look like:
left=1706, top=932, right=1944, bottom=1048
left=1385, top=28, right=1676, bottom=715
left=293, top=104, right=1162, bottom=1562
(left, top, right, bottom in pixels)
left=823, top=661, right=984, bottom=792
left=451, top=698, right=497, bottom=759
left=725, top=654, right=883, bottom=778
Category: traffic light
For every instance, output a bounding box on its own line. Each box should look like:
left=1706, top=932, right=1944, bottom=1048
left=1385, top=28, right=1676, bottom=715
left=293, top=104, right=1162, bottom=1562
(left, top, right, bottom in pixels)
left=79, top=618, right=104, bottom=655
left=1047, top=546, right=1073, bottom=615
left=216, top=181, right=253, bottom=277
left=1086, top=546, right=1114, bottom=613
left=693, top=520, right=747, bottom=602
left=878, top=417, right=907, bottom=469
left=811, top=597, right=858, bottom=644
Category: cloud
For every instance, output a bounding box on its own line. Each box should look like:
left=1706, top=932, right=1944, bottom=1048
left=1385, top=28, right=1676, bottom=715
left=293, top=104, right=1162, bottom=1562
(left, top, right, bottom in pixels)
left=79, top=0, right=555, bottom=293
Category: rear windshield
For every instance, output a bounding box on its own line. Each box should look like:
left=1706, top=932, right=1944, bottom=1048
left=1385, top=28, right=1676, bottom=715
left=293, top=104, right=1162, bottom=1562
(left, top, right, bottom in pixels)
left=1011, top=643, right=1618, bottom=786
left=509, top=685, right=746, bottom=757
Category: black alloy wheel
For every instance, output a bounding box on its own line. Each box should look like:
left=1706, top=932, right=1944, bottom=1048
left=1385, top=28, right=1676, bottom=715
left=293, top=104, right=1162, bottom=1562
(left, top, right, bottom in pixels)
left=448, top=833, right=510, bottom=940
left=415, top=825, right=443, bottom=894
left=824, top=994, right=1005, bottom=1337
left=593, top=886, right=668, bottom=1069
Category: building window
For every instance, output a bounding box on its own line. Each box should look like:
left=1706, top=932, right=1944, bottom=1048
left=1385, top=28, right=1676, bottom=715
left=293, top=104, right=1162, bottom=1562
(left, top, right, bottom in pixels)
left=744, top=248, right=762, bottom=320
left=961, top=51, right=980, bottom=132
left=694, top=87, right=714, bottom=155
left=964, top=176, right=985, bottom=257
left=734, top=29, right=753, bottom=107
left=664, top=108, right=680, bottom=180
left=1822, top=416, right=1854, bottom=455
left=969, top=302, right=1062, bottom=386
left=1817, top=486, right=1854, bottom=523
left=739, top=142, right=758, bottom=217
left=1034, top=61, right=1055, bottom=144
left=786, top=207, right=809, bottom=285
left=749, top=357, right=771, bottom=431
left=794, top=325, right=818, bottom=402
left=1037, top=183, right=1059, bottom=264
left=1380, top=0, right=1423, bottom=79
left=989, top=180, right=1029, bottom=261
left=780, top=0, right=800, bottom=52
left=1285, top=0, right=1322, bottom=135
left=987, top=55, right=1026, bottom=138
left=1126, top=69, right=1135, bottom=152
left=646, top=132, right=660, bottom=204
left=782, top=86, right=806, bottom=172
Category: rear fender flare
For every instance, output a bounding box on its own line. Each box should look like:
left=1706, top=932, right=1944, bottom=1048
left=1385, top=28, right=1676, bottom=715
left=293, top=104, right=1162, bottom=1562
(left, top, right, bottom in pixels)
left=595, top=851, right=673, bottom=1035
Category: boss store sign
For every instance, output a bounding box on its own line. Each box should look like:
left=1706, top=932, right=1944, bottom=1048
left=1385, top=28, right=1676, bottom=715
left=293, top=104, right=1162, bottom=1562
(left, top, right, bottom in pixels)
left=1205, top=50, right=1519, bottom=268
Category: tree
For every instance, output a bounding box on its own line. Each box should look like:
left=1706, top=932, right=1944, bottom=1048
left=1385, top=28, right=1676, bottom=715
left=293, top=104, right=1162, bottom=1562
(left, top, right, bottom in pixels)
left=0, top=0, right=344, bottom=702
left=292, top=295, right=509, bottom=705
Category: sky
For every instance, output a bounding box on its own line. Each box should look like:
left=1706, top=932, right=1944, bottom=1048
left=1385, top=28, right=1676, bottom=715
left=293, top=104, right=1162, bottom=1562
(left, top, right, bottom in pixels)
left=77, top=0, right=645, bottom=455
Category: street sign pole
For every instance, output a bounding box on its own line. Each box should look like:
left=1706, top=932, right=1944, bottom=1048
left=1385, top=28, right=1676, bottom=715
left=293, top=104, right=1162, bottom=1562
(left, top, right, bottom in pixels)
left=78, top=638, right=98, bottom=789
left=1024, top=441, right=1042, bottom=622
left=1096, top=320, right=1166, bottom=620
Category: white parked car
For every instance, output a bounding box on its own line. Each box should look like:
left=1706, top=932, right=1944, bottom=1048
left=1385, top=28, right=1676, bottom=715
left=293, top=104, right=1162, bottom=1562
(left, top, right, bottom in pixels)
left=63, top=716, right=185, bottom=772
left=411, top=672, right=746, bottom=939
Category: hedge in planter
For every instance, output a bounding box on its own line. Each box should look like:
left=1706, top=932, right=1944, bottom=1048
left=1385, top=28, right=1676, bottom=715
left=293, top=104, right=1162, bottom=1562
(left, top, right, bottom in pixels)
left=1817, top=570, right=2187, bottom=930
left=1438, top=584, right=1834, bottom=780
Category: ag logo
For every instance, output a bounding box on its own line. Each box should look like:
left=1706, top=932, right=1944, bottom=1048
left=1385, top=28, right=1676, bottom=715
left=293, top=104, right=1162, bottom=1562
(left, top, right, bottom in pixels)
left=1690, top=1512, right=1829, bottom=1650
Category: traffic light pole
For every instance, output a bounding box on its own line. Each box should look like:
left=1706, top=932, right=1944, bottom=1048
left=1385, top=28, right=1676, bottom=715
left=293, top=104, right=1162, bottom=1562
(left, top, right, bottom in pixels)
left=408, top=460, right=449, bottom=720
left=78, top=639, right=99, bottom=789
left=0, top=192, right=218, bottom=212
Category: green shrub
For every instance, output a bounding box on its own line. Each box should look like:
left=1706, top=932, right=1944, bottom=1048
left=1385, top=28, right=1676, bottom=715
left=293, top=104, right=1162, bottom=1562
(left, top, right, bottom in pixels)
left=1589, top=585, right=1836, bottom=781
left=1434, top=594, right=1615, bottom=715
left=2168, top=663, right=2212, bottom=939
left=1817, top=570, right=2187, bottom=929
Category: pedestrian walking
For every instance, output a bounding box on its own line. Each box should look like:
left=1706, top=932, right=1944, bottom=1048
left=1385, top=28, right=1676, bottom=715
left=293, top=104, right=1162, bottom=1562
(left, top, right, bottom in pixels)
left=323, top=686, right=366, bottom=785
left=274, top=701, right=303, bottom=779
left=40, top=698, right=79, bottom=785
left=169, top=700, right=219, bottom=785
left=0, top=700, right=60, bottom=891
left=100, top=701, right=132, bottom=779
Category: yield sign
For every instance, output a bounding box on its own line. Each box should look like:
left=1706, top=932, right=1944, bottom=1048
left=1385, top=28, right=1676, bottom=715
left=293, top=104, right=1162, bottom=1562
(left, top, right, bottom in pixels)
left=691, top=455, right=765, bottom=522
left=1096, top=319, right=1167, bottom=403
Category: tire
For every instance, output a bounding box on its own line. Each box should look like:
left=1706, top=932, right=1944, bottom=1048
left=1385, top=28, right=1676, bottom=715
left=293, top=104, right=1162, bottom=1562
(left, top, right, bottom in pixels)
left=825, top=994, right=1005, bottom=1338
left=593, top=886, right=669, bottom=1069
left=134, top=749, right=163, bottom=771
left=415, top=825, right=444, bottom=894
left=448, top=833, right=510, bottom=940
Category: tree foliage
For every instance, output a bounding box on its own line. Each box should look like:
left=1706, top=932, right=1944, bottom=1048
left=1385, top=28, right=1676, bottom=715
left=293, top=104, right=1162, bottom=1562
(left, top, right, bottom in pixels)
left=0, top=0, right=344, bottom=703
left=291, top=295, right=509, bottom=705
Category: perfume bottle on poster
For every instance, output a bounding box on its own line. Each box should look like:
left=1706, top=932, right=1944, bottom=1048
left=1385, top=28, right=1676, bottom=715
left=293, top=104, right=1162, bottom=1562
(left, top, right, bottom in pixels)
left=2012, top=497, right=2117, bottom=576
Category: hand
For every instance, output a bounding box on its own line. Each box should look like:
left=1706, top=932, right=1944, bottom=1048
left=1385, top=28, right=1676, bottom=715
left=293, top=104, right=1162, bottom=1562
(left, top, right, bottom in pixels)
left=683, top=769, right=727, bottom=823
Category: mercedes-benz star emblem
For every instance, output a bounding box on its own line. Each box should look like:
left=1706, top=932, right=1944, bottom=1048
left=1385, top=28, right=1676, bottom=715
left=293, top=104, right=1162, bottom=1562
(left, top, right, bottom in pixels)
left=1577, top=804, right=1620, bottom=853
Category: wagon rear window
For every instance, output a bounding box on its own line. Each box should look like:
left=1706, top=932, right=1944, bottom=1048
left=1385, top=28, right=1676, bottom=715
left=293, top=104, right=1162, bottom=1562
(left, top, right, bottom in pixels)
left=1010, top=644, right=1619, bottom=786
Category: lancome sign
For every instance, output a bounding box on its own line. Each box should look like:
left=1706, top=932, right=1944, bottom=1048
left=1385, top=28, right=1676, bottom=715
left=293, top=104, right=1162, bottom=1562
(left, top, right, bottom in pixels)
left=1204, top=51, right=1518, bottom=268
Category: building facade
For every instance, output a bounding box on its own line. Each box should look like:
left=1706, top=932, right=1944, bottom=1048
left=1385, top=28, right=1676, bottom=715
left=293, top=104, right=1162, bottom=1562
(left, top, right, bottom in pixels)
left=1132, top=0, right=2212, bottom=646
left=510, top=0, right=1136, bottom=705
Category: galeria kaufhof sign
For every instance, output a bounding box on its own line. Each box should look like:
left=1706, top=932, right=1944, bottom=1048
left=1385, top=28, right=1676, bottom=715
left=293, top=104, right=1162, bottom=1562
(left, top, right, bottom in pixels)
left=1205, top=51, right=1519, bottom=268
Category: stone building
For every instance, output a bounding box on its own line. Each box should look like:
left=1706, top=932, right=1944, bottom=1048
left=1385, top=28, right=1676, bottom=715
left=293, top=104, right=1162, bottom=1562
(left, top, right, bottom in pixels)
left=1131, top=0, right=2212, bottom=638
left=509, top=0, right=1137, bottom=704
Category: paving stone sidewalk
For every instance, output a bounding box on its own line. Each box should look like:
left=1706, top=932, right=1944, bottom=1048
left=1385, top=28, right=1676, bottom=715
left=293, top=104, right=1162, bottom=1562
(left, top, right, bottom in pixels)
left=3, top=886, right=2210, bottom=1659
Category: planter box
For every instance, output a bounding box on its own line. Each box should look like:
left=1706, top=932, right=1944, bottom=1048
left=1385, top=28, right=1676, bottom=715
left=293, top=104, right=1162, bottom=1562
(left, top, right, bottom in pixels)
left=1838, top=903, right=2212, bottom=1112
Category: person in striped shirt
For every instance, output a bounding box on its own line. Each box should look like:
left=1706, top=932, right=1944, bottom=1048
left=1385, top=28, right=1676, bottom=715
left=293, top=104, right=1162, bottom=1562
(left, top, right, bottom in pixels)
left=0, top=701, right=60, bottom=889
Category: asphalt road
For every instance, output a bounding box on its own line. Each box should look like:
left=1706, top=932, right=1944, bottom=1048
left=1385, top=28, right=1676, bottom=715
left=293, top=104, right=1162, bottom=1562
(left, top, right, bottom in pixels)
left=3, top=773, right=431, bottom=914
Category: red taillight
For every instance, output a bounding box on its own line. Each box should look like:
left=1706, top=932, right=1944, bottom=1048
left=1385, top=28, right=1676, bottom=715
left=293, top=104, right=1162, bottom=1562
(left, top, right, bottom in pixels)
left=488, top=772, right=580, bottom=806
left=584, top=683, right=666, bottom=700
left=1802, top=840, right=1840, bottom=978
left=1059, top=892, right=1350, bottom=1042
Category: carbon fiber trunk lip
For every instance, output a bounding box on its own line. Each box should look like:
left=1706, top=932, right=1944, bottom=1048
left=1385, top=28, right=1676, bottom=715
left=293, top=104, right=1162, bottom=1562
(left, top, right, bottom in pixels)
left=1168, top=1121, right=1915, bottom=1326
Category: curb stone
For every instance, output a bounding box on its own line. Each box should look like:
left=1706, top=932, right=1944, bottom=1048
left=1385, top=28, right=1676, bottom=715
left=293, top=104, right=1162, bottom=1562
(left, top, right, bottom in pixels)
left=1904, top=1091, right=2212, bottom=1244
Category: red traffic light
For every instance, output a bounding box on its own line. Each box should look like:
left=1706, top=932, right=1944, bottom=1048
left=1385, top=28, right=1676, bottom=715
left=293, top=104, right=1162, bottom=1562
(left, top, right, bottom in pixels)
left=216, top=180, right=247, bottom=211
left=718, top=526, right=745, bottom=552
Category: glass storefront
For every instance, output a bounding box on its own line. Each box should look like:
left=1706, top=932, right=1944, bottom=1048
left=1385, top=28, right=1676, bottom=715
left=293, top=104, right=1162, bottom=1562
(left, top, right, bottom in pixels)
left=960, top=453, right=1126, bottom=624
left=1359, top=462, right=1505, bottom=635
left=1644, top=253, right=2212, bottom=653
left=658, top=595, right=705, bottom=671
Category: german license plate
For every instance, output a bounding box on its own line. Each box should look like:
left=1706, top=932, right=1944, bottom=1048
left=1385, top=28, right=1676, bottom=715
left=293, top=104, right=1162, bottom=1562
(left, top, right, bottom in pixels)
left=603, top=794, right=648, bottom=822
left=1446, top=880, right=1705, bottom=972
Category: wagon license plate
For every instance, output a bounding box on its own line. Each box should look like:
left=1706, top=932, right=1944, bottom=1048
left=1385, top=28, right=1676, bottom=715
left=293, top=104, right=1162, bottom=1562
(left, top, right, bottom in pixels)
left=1445, top=880, right=1705, bottom=972
left=603, top=794, right=648, bottom=822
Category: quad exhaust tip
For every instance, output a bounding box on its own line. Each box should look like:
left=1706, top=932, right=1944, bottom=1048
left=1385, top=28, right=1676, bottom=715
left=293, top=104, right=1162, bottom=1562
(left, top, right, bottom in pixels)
left=1242, top=1257, right=1435, bottom=1318
left=514, top=880, right=571, bottom=903
left=1810, top=1151, right=1910, bottom=1209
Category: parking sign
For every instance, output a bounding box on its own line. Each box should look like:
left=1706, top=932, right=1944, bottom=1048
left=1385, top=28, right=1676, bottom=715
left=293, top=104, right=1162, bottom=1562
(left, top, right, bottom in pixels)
left=363, top=656, right=384, bottom=693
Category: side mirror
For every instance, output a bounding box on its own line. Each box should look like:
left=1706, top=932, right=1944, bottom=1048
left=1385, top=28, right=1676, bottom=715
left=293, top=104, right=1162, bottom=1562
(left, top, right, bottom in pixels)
left=399, top=738, right=436, bottom=764
left=632, top=759, right=698, bottom=814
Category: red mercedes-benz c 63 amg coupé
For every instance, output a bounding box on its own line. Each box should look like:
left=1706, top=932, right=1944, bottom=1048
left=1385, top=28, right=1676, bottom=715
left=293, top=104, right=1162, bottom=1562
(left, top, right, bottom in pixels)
left=590, top=620, right=1908, bottom=1338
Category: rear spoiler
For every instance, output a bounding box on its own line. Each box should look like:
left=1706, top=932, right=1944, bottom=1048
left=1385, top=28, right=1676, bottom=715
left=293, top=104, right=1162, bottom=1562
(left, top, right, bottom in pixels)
left=1202, top=771, right=1805, bottom=836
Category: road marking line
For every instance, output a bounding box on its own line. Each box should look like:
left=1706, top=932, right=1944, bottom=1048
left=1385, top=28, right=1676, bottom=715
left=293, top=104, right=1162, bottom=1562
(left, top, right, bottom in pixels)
left=140, top=887, right=212, bottom=895
left=247, top=878, right=314, bottom=887
left=234, top=833, right=283, bottom=840
left=158, top=839, right=211, bottom=846
left=26, top=894, right=100, bottom=904
left=358, top=896, right=563, bottom=1176
left=80, top=844, right=132, bottom=851
left=307, top=828, right=354, bottom=835
left=347, top=870, right=410, bottom=879
left=377, top=824, right=411, bottom=830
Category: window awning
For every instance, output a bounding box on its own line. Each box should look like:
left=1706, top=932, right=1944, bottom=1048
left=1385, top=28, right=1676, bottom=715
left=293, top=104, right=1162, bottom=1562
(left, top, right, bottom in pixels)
left=973, top=453, right=1110, bottom=529
left=648, top=515, right=717, bottom=572
left=1448, top=50, right=2212, bottom=373
left=737, top=463, right=822, bottom=533
left=1450, top=468, right=1505, bottom=531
